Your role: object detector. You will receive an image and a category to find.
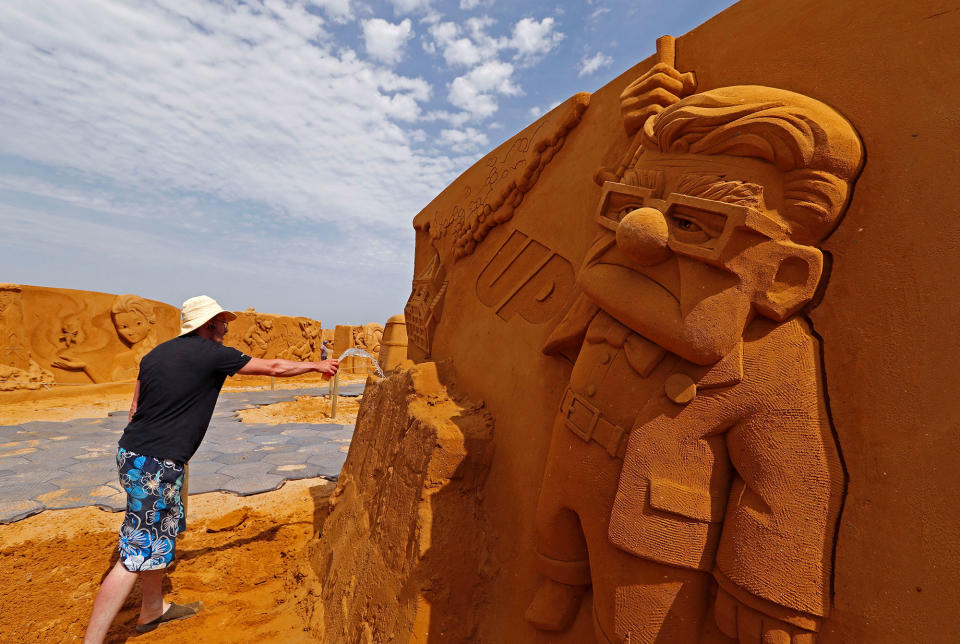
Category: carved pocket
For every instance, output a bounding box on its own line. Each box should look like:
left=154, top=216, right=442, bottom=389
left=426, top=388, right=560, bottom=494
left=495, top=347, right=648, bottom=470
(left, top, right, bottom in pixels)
left=647, top=477, right=725, bottom=523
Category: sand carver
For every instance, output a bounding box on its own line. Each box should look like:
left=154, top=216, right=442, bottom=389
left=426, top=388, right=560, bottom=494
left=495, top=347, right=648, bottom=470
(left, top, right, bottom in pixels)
left=524, top=58, right=863, bottom=642
left=83, top=295, right=339, bottom=642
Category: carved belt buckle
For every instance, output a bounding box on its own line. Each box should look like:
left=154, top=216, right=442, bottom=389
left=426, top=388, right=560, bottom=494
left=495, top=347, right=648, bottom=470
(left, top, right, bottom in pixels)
left=562, top=389, right=599, bottom=443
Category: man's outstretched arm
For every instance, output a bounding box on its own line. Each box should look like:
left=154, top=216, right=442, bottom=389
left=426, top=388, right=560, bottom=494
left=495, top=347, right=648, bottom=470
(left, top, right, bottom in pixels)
left=237, top=357, right=339, bottom=378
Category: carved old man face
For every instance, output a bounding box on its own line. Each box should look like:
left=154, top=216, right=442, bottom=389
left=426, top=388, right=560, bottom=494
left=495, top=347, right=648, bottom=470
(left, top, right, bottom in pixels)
left=580, top=152, right=821, bottom=365
left=578, top=86, right=863, bottom=365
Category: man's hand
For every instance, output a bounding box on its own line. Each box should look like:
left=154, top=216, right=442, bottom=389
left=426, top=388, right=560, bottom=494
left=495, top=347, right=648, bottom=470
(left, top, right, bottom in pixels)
left=315, top=359, right=339, bottom=376
left=620, top=62, right=696, bottom=136
left=714, top=588, right=816, bottom=644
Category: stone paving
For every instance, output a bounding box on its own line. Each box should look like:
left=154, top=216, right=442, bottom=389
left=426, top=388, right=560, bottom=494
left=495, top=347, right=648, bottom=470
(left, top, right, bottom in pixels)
left=0, top=384, right=364, bottom=524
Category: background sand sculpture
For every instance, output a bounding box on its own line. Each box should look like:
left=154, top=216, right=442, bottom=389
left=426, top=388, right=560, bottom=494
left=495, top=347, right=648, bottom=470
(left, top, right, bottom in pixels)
left=311, top=0, right=960, bottom=642
left=0, top=286, right=388, bottom=392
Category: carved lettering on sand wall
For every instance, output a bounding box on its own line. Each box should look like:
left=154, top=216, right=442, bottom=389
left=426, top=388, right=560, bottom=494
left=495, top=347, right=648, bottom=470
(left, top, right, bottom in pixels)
left=404, top=95, right=591, bottom=357
left=525, top=39, right=864, bottom=644
left=475, top=230, right=576, bottom=325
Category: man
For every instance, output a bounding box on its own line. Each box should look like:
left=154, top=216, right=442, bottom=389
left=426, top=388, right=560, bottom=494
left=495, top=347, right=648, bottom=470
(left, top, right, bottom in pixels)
left=525, top=82, right=863, bottom=642
left=84, top=295, right=339, bottom=642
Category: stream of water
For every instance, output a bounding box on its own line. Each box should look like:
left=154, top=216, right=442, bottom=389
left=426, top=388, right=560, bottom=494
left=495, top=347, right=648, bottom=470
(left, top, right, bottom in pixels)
left=337, top=347, right=384, bottom=378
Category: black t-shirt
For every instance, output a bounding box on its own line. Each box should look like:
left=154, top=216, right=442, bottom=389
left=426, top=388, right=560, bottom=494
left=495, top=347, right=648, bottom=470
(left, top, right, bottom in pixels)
left=118, top=334, right=251, bottom=463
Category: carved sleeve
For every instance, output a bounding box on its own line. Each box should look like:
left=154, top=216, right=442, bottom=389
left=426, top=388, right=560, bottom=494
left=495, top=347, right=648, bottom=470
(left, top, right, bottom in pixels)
left=714, top=380, right=844, bottom=630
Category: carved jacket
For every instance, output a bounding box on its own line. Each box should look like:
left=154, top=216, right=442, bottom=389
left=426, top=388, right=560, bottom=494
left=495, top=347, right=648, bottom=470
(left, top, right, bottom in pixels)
left=544, top=297, right=844, bottom=630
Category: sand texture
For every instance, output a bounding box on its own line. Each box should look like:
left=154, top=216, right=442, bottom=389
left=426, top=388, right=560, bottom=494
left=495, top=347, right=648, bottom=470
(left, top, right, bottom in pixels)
left=0, top=477, right=334, bottom=643
left=237, top=394, right=362, bottom=426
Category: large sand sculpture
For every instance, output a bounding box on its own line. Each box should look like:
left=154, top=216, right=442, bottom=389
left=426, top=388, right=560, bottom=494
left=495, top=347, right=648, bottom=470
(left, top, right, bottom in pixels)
left=0, top=285, right=384, bottom=391
left=310, top=0, right=960, bottom=642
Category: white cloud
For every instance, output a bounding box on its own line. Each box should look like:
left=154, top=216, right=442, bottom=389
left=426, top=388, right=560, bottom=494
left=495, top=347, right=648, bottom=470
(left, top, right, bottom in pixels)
left=448, top=61, right=520, bottom=119
left=0, top=1, right=457, bottom=236
left=427, top=22, right=481, bottom=67
left=578, top=51, right=614, bottom=77
left=509, top=17, right=564, bottom=63
left=459, top=0, right=494, bottom=9
left=313, top=0, right=354, bottom=23
left=590, top=7, right=611, bottom=21
left=362, top=18, right=414, bottom=65
left=387, top=0, right=432, bottom=16
left=438, top=127, right=489, bottom=149
left=425, top=15, right=563, bottom=69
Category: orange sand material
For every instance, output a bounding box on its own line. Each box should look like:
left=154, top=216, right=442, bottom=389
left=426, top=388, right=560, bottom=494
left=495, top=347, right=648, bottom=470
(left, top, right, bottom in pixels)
left=237, top=394, right=362, bottom=426
left=0, top=478, right=334, bottom=643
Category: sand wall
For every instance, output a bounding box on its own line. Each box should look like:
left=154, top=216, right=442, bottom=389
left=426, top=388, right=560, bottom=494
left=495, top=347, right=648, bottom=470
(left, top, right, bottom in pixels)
left=315, top=0, right=960, bottom=641
left=306, top=362, right=493, bottom=641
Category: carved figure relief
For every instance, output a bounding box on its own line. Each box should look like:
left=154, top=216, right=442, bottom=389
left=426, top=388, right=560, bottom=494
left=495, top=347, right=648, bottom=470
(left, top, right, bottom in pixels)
left=353, top=323, right=384, bottom=360
left=287, top=318, right=322, bottom=361
left=242, top=316, right=274, bottom=358
left=51, top=294, right=159, bottom=383
left=525, top=45, right=863, bottom=643
left=404, top=247, right=448, bottom=356
left=57, top=315, right=85, bottom=352
left=0, top=284, right=54, bottom=391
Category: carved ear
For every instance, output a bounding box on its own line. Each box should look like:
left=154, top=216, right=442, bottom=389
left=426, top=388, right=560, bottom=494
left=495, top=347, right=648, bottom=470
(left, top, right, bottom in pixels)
left=753, top=242, right=824, bottom=321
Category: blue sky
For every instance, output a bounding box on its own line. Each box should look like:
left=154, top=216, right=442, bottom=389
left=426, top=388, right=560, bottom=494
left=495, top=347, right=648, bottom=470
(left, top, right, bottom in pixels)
left=0, top=0, right=736, bottom=325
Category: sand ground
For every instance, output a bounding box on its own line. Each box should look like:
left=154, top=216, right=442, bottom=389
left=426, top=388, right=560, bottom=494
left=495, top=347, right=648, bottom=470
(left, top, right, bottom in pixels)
left=0, top=374, right=367, bottom=426
left=0, top=385, right=363, bottom=642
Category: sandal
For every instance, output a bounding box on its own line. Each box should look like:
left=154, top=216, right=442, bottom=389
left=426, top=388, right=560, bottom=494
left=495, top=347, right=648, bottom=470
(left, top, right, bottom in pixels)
left=135, top=601, right=204, bottom=633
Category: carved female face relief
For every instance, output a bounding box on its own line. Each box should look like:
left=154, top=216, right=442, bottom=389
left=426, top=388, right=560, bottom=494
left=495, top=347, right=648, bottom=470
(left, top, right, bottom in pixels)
left=113, top=310, right=152, bottom=345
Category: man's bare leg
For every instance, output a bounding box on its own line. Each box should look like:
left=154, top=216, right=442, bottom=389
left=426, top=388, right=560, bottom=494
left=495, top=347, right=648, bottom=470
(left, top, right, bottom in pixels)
left=138, top=568, right=170, bottom=625
left=83, top=560, right=138, bottom=643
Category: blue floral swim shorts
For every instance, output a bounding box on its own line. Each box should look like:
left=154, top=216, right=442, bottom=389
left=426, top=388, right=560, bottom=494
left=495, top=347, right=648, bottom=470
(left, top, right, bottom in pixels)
left=116, top=447, right=186, bottom=572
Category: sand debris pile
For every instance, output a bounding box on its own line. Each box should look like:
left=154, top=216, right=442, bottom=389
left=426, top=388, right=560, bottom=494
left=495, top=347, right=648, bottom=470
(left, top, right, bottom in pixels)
left=238, top=394, right=363, bottom=426
left=300, top=361, right=494, bottom=642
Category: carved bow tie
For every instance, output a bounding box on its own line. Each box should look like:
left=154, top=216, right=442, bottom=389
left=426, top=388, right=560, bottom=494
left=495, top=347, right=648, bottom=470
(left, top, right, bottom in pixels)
left=585, top=312, right=666, bottom=378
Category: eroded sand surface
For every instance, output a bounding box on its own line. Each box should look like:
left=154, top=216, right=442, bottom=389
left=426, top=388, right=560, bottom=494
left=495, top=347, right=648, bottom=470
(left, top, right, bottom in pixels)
left=0, top=477, right=332, bottom=643
left=1, top=390, right=135, bottom=425
left=238, top=394, right=362, bottom=426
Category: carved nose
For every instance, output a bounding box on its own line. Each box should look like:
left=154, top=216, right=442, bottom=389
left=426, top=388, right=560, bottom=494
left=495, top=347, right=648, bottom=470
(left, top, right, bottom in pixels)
left=616, top=207, right=671, bottom=266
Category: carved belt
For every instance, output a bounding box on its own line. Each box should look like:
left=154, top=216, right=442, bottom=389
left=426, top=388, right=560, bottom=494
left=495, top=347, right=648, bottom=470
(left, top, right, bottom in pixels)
left=560, top=388, right=629, bottom=460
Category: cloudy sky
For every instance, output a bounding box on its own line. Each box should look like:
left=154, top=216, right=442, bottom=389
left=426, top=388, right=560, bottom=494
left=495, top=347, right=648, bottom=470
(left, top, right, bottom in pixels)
left=0, top=0, right=735, bottom=325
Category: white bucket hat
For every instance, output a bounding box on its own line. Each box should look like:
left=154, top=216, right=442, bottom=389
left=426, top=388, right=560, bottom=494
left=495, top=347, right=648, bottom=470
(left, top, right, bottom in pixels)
left=178, top=295, right=237, bottom=336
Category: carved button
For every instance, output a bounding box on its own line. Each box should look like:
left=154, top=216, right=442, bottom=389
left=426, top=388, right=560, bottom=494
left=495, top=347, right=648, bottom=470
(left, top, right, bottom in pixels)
left=664, top=373, right=696, bottom=404
left=586, top=384, right=597, bottom=397
left=601, top=352, right=611, bottom=365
